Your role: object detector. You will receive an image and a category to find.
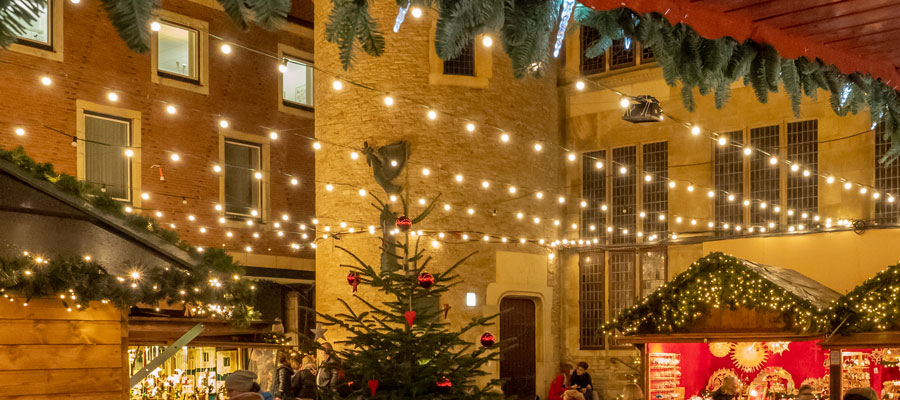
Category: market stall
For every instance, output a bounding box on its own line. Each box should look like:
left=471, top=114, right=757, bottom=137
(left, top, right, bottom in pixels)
left=820, top=261, right=900, bottom=400
left=607, top=253, right=840, bottom=400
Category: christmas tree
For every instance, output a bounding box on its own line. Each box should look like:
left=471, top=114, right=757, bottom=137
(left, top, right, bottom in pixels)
left=315, top=141, right=504, bottom=399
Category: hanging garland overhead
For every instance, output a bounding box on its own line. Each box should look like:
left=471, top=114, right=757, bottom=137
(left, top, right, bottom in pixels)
left=324, top=3, right=900, bottom=163
left=604, top=253, right=820, bottom=335
left=0, top=145, right=260, bottom=324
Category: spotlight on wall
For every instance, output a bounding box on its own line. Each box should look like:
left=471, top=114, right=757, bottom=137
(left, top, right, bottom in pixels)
left=622, top=95, right=662, bottom=123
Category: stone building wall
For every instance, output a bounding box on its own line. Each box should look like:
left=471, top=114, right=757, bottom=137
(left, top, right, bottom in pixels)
left=313, top=2, right=564, bottom=396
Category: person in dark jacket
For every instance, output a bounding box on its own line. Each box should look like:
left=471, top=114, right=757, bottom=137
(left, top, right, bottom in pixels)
left=570, top=361, right=595, bottom=400
left=712, top=377, right=739, bottom=400
left=292, top=355, right=317, bottom=400
left=273, top=352, right=296, bottom=400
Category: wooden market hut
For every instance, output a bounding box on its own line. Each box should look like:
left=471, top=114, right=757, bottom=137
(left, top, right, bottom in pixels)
left=607, top=253, right=840, bottom=399
left=0, top=155, right=280, bottom=399
left=819, top=261, right=900, bottom=399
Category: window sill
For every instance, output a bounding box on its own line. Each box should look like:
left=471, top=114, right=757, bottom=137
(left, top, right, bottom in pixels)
left=153, top=73, right=209, bottom=95
left=428, top=73, right=489, bottom=89
left=278, top=101, right=315, bottom=119
left=9, top=42, right=63, bottom=62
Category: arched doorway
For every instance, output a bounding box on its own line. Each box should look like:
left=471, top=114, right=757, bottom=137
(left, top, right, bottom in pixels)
left=500, top=297, right=536, bottom=399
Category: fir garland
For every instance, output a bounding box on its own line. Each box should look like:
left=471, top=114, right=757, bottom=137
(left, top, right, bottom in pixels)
left=323, top=3, right=900, bottom=162
left=0, top=145, right=260, bottom=324
left=820, top=262, right=900, bottom=334
left=605, top=252, right=820, bottom=335
left=574, top=6, right=900, bottom=163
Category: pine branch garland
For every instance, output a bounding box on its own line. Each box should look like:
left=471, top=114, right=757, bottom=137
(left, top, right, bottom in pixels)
left=98, top=0, right=159, bottom=53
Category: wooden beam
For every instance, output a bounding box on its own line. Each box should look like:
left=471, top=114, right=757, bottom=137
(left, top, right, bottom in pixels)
left=0, top=344, right=121, bottom=371
left=0, top=368, right=122, bottom=396
left=0, top=320, right=121, bottom=345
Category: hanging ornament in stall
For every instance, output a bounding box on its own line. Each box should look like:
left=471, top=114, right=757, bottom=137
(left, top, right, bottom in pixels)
left=442, top=303, right=451, bottom=320
left=706, top=368, right=742, bottom=391
left=368, top=380, right=379, bottom=396
left=767, top=342, right=790, bottom=355
left=731, top=342, right=770, bottom=373
left=709, top=342, right=732, bottom=358
left=437, top=377, right=453, bottom=394
left=404, top=310, right=416, bottom=327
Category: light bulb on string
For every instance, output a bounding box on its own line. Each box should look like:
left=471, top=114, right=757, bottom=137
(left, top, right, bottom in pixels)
left=384, top=96, right=394, bottom=106
left=791, top=164, right=800, bottom=172
left=422, top=168, right=430, bottom=176
left=536, top=192, right=544, bottom=199
left=40, top=76, right=52, bottom=86
left=668, top=181, right=676, bottom=188
left=844, top=182, right=853, bottom=190
left=481, top=181, right=490, bottom=189
left=567, top=153, right=576, bottom=162
left=411, top=7, right=423, bottom=18
left=500, top=133, right=510, bottom=143
left=170, top=153, right=180, bottom=162
left=455, top=174, right=463, bottom=182
left=332, top=80, right=343, bottom=91
left=465, top=122, right=476, bottom=132
left=221, top=44, right=232, bottom=54
left=534, top=143, right=543, bottom=152
left=150, top=21, right=161, bottom=31
left=427, top=110, right=437, bottom=120
left=575, top=80, right=586, bottom=91
left=691, top=126, right=701, bottom=136
left=278, top=64, right=288, bottom=73
left=313, top=142, right=322, bottom=150
left=269, top=131, right=279, bottom=140
left=620, top=97, right=631, bottom=108
left=350, top=151, right=359, bottom=160
left=481, top=36, right=493, bottom=48
left=827, top=176, right=835, bottom=184
left=219, top=119, right=229, bottom=128
left=107, top=92, right=118, bottom=102
left=717, top=137, right=727, bottom=146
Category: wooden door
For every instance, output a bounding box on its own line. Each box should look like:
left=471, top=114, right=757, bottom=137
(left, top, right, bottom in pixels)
left=500, top=297, right=536, bottom=399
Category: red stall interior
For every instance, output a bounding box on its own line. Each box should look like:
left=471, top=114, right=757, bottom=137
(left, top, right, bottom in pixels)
left=647, top=341, right=830, bottom=400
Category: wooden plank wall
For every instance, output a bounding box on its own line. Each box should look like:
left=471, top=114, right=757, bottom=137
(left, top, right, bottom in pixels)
left=0, top=298, right=125, bottom=400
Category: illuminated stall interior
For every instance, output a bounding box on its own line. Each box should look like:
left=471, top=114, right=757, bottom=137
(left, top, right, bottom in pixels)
left=609, top=253, right=840, bottom=400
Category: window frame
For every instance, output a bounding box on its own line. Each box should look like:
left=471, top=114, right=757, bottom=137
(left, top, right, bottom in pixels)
left=578, top=248, right=668, bottom=350
left=577, top=26, right=655, bottom=77
left=75, top=100, right=142, bottom=209
left=428, top=21, right=493, bottom=88
left=875, top=124, right=900, bottom=224
left=150, top=10, right=209, bottom=95
left=277, top=43, right=315, bottom=118
left=9, top=0, right=63, bottom=62
left=218, top=129, right=271, bottom=225
left=154, top=20, right=201, bottom=84
left=580, top=140, right=669, bottom=244
left=710, top=120, right=821, bottom=232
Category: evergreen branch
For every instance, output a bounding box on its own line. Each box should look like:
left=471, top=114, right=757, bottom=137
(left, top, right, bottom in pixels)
left=99, top=0, right=159, bottom=53
left=216, top=0, right=250, bottom=31
left=0, top=0, right=46, bottom=48
left=245, top=0, right=289, bottom=31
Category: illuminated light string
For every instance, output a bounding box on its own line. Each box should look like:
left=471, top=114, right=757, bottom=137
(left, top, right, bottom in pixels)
left=4, top=31, right=891, bottom=213
left=2, top=29, right=893, bottom=243
left=573, top=77, right=892, bottom=200
left=4, top=24, right=889, bottom=210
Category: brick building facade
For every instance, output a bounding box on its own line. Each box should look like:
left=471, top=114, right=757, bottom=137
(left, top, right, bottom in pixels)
left=0, top=0, right=317, bottom=275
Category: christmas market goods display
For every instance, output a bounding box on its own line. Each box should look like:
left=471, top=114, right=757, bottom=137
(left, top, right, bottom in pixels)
left=605, top=253, right=833, bottom=335
left=707, top=369, right=741, bottom=392
left=650, top=353, right=682, bottom=400
left=710, top=342, right=732, bottom=358
left=314, top=141, right=503, bottom=399
left=842, top=352, right=871, bottom=395
left=732, top=342, right=770, bottom=373
left=0, top=146, right=260, bottom=323
left=128, top=345, right=241, bottom=400
left=748, top=366, right=794, bottom=400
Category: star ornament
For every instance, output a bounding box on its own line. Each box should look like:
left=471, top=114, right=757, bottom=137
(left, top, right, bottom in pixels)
left=311, top=323, right=328, bottom=341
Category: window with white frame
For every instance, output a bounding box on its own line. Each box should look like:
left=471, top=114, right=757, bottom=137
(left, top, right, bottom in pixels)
left=224, top=139, right=262, bottom=218
left=876, top=124, right=900, bottom=224
left=156, top=21, right=199, bottom=82
left=282, top=56, right=314, bottom=109
left=84, top=113, right=132, bottom=201
left=11, top=0, right=51, bottom=49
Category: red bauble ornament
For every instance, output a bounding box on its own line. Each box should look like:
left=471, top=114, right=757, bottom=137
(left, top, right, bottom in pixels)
left=405, top=310, right=417, bottom=327
left=347, top=272, right=360, bottom=293
left=417, top=272, right=435, bottom=289
left=368, top=380, right=379, bottom=396
left=437, top=378, right=453, bottom=394
left=396, top=216, right=412, bottom=232
left=480, top=332, right=495, bottom=348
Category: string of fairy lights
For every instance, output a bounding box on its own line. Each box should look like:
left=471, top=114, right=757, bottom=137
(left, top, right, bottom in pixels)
left=3, top=5, right=897, bottom=256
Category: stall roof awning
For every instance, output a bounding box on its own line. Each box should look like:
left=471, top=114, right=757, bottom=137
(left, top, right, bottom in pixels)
left=609, top=252, right=840, bottom=341
left=0, top=156, right=199, bottom=275
left=819, top=260, right=900, bottom=345
left=579, top=0, right=900, bottom=84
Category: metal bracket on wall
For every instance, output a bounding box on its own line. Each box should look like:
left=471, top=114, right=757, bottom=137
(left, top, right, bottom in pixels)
left=129, top=323, right=206, bottom=388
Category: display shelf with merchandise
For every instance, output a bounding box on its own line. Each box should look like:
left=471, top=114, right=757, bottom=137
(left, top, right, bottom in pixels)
left=650, top=353, right=683, bottom=400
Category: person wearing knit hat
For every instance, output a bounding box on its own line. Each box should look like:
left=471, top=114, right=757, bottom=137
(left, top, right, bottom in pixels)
left=225, top=370, right=264, bottom=400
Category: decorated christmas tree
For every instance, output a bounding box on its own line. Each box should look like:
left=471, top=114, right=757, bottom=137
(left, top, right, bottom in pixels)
left=315, top=141, right=504, bottom=399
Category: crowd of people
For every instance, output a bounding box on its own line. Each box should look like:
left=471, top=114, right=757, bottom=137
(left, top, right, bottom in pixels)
left=222, top=344, right=345, bottom=400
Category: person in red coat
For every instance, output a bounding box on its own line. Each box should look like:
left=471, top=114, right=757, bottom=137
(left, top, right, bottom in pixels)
left=548, top=363, right=574, bottom=400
